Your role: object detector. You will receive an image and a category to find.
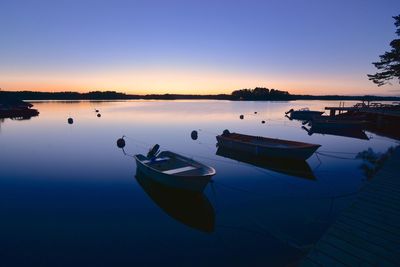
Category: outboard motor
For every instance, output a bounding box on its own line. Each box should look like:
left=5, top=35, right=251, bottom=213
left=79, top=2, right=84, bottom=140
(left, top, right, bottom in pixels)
left=285, top=108, right=294, bottom=115
left=222, top=129, right=230, bottom=136
left=147, top=144, right=160, bottom=159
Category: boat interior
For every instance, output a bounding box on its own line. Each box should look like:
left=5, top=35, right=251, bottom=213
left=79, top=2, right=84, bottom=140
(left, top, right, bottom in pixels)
left=136, top=152, right=200, bottom=175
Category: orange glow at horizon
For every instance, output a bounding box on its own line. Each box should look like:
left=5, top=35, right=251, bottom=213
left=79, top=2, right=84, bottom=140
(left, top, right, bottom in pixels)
left=1, top=68, right=399, bottom=96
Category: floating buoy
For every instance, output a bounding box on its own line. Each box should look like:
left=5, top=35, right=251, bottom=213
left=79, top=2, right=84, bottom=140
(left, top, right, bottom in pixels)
left=117, top=137, right=126, bottom=148
left=239, top=115, right=244, bottom=119
left=254, top=112, right=257, bottom=114
left=97, top=113, right=101, bottom=117
left=261, top=120, right=265, bottom=124
left=95, top=109, right=99, bottom=113
left=223, top=129, right=230, bottom=135
left=67, top=118, right=73, bottom=124
left=191, top=130, right=198, bottom=140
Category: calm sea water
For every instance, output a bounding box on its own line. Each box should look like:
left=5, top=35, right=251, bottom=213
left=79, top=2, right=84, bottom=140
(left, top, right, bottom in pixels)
left=0, top=100, right=397, bottom=267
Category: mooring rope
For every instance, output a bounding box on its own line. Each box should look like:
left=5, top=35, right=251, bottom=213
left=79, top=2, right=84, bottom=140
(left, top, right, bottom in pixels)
left=315, top=151, right=357, bottom=160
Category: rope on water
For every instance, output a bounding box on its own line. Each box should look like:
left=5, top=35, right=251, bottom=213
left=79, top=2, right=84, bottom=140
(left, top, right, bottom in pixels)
left=319, top=150, right=358, bottom=155
left=121, top=148, right=135, bottom=158
left=316, top=151, right=357, bottom=160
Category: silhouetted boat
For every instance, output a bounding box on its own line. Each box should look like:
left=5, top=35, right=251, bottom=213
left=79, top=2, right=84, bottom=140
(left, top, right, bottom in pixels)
left=0, top=108, right=39, bottom=119
left=216, top=147, right=315, bottom=180
left=135, top=145, right=216, bottom=192
left=135, top=170, right=215, bottom=233
left=216, top=131, right=320, bottom=160
left=0, top=98, right=39, bottom=119
left=302, top=126, right=369, bottom=140
left=285, top=108, right=324, bottom=120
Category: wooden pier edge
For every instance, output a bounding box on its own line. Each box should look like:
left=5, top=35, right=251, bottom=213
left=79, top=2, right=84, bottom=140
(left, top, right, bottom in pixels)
left=299, top=146, right=400, bottom=267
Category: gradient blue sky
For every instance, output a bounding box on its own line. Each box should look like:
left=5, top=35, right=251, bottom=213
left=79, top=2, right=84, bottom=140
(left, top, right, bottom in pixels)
left=1, top=0, right=400, bottom=95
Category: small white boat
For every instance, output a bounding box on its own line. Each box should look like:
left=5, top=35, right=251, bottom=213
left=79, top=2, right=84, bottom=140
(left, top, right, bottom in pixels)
left=285, top=108, right=324, bottom=120
left=134, top=145, right=216, bottom=192
left=216, top=131, right=320, bottom=160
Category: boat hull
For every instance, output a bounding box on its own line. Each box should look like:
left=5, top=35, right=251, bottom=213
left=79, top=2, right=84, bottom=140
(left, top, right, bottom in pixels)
left=216, top=135, right=319, bottom=160
left=289, top=111, right=323, bottom=121
left=135, top=157, right=212, bottom=192
left=0, top=108, right=39, bottom=119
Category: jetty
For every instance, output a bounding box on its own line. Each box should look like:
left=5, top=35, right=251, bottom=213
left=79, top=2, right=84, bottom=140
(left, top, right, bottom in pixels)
left=325, top=102, right=400, bottom=117
left=300, top=147, right=400, bottom=267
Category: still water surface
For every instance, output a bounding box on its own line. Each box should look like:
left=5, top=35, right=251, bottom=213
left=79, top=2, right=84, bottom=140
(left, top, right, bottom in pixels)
left=0, top=100, right=396, bottom=266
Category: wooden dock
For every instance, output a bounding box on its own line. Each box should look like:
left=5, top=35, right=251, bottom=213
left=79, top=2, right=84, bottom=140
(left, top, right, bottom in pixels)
left=325, top=106, right=400, bottom=118
left=300, top=147, right=400, bottom=267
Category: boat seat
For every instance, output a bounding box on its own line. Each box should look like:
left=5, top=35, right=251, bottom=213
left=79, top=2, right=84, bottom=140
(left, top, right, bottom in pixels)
left=163, top=166, right=197, bottom=175
left=142, top=157, right=170, bottom=164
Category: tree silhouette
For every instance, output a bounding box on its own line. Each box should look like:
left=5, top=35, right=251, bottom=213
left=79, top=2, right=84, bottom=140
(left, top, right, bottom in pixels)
left=368, top=15, right=400, bottom=86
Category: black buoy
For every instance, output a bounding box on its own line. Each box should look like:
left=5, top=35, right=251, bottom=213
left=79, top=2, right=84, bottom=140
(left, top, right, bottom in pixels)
left=240, top=115, right=244, bottom=120
left=222, top=129, right=230, bottom=136
left=95, top=109, right=99, bottom=113
left=67, top=118, right=73, bottom=124
left=254, top=112, right=257, bottom=114
left=261, top=120, right=265, bottom=124
left=117, top=137, right=126, bottom=148
left=97, top=113, right=101, bottom=117
left=191, top=130, right=198, bottom=140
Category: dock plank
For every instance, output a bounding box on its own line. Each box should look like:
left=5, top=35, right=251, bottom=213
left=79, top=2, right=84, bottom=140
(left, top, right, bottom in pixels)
left=300, top=147, right=400, bottom=267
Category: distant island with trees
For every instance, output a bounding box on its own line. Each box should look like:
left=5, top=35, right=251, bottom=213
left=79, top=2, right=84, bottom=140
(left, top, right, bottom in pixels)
left=1, top=87, right=399, bottom=102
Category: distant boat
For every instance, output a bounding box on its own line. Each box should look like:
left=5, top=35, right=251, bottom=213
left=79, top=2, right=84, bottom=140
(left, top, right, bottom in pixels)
left=134, top=145, right=216, bottom=192
left=216, top=131, right=320, bottom=160
left=285, top=108, right=324, bottom=121
left=216, top=147, right=316, bottom=180
left=0, top=99, right=39, bottom=119
left=0, top=108, right=39, bottom=119
left=135, top=170, right=215, bottom=233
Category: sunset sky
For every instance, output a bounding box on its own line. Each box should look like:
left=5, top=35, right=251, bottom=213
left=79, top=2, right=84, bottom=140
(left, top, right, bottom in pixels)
left=1, top=0, right=400, bottom=95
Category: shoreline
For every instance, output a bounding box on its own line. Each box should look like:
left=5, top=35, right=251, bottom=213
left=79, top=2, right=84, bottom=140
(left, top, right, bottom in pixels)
left=1, top=91, right=399, bottom=102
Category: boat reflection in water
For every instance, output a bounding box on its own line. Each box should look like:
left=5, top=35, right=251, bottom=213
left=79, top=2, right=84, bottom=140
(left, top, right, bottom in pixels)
left=135, top=170, right=215, bottom=233
left=216, top=147, right=316, bottom=180
left=302, top=126, right=369, bottom=140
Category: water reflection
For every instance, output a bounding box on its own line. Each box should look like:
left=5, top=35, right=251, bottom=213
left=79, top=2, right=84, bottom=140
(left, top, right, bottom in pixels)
left=0, top=100, right=396, bottom=267
left=216, top=147, right=315, bottom=180
left=302, top=126, right=369, bottom=140
left=135, top=170, right=215, bottom=233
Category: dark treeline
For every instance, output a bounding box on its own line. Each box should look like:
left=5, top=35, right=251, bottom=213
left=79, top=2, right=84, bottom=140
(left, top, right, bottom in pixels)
left=231, top=87, right=290, bottom=100
left=1, top=88, right=399, bottom=101
left=0, top=90, right=231, bottom=101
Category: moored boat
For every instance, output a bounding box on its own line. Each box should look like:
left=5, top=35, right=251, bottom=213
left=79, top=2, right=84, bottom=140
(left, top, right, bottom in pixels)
left=285, top=108, right=324, bottom=121
left=216, top=131, right=320, bottom=160
left=0, top=107, right=39, bottom=119
left=0, top=97, right=39, bottom=119
left=134, top=145, right=216, bottom=192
